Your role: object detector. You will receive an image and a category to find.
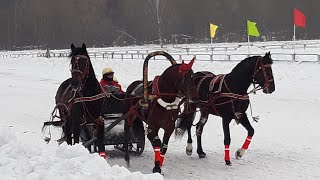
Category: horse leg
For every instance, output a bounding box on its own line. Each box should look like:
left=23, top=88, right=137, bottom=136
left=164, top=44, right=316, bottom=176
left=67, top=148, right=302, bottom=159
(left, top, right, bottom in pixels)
left=71, top=107, right=81, bottom=144
left=65, top=117, right=72, bottom=145
left=95, top=116, right=106, bottom=159
left=222, top=117, right=232, bottom=165
left=123, top=118, right=131, bottom=167
left=159, top=126, right=174, bottom=169
left=147, top=127, right=162, bottom=173
left=235, top=113, right=254, bottom=160
left=186, top=127, right=193, bottom=156
left=179, top=103, right=196, bottom=156
left=196, top=110, right=209, bottom=158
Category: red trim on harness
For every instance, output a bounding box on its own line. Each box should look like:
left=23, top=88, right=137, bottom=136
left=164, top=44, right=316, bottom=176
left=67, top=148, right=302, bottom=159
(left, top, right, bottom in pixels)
left=73, top=93, right=105, bottom=103
left=198, top=73, right=250, bottom=116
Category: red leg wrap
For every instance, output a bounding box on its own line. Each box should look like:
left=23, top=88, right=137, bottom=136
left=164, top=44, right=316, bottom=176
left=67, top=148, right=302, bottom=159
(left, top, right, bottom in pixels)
left=99, top=151, right=107, bottom=159
left=224, top=145, right=230, bottom=161
left=160, top=153, right=165, bottom=167
left=242, top=136, right=252, bottom=149
left=154, top=147, right=161, bottom=162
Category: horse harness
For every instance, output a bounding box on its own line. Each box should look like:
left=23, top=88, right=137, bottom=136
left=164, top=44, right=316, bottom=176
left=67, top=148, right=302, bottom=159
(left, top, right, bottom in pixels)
left=70, top=55, right=90, bottom=79
left=49, top=82, right=107, bottom=128
left=152, top=76, right=181, bottom=110
left=197, top=57, right=271, bottom=120
left=127, top=75, right=184, bottom=128
left=196, top=73, right=248, bottom=119
left=250, top=57, right=274, bottom=93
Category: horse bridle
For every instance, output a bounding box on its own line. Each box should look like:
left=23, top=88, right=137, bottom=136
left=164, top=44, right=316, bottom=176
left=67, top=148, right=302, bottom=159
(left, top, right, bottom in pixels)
left=251, top=57, right=274, bottom=92
left=175, top=69, right=196, bottom=98
left=70, top=55, right=90, bottom=80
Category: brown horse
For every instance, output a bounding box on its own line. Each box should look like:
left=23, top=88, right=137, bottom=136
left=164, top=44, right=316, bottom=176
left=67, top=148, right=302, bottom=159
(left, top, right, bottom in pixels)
left=42, top=43, right=107, bottom=158
left=176, top=52, right=275, bottom=165
left=123, top=51, right=198, bottom=174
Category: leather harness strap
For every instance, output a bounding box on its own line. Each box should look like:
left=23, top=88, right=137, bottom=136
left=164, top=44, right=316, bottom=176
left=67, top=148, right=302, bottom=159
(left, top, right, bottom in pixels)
left=73, top=93, right=105, bottom=103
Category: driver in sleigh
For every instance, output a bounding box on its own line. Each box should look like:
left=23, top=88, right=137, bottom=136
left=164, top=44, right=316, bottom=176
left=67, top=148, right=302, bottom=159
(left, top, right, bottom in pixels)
left=100, top=66, right=125, bottom=116
left=100, top=67, right=124, bottom=95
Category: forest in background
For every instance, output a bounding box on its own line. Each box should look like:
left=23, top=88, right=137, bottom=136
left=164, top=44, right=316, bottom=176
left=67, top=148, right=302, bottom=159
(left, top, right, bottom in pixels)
left=0, top=0, right=318, bottom=50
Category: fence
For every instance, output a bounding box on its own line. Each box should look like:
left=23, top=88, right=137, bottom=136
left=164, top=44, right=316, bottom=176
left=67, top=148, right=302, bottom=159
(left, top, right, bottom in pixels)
left=1, top=40, right=320, bottom=63
left=1, top=50, right=319, bottom=63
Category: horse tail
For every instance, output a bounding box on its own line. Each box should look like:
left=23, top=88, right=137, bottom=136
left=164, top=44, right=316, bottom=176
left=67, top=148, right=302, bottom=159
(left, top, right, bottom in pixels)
left=175, top=104, right=197, bottom=139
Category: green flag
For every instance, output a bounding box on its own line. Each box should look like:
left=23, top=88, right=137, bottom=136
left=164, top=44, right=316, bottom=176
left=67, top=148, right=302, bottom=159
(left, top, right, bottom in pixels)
left=247, top=20, right=260, bottom=37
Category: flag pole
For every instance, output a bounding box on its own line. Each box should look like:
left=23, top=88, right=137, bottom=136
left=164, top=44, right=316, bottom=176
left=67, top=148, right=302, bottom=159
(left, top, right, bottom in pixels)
left=293, top=25, right=296, bottom=41
left=293, top=25, right=296, bottom=54
left=247, top=35, right=250, bottom=56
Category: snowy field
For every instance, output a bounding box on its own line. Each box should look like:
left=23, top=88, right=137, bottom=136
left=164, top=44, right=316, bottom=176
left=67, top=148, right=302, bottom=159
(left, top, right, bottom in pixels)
left=1, top=42, right=320, bottom=180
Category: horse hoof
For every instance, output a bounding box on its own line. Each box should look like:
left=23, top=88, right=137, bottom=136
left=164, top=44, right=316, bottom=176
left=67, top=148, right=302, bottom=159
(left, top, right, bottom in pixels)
left=225, top=160, right=232, bottom=166
left=186, top=149, right=193, bottom=156
left=198, top=153, right=206, bottom=158
left=235, top=151, right=242, bottom=160
left=235, top=149, right=245, bottom=160
left=126, top=161, right=131, bottom=168
left=153, top=167, right=161, bottom=174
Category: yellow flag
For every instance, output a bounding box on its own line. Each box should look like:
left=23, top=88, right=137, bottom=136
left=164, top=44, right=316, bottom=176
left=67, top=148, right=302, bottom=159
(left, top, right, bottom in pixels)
left=210, top=23, right=218, bottom=38
left=247, top=20, right=260, bottom=37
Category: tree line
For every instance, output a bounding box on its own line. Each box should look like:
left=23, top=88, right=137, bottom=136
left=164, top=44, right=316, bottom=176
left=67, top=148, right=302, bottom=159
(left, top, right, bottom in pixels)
left=0, top=0, right=319, bottom=50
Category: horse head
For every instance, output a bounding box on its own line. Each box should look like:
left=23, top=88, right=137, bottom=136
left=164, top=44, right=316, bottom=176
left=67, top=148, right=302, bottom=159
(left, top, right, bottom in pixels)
left=252, top=52, right=275, bottom=94
left=69, top=43, right=91, bottom=87
left=175, top=57, right=198, bottom=101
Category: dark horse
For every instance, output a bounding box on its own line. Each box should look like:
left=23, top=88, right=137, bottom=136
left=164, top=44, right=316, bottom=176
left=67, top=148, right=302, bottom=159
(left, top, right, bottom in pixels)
left=42, top=43, right=106, bottom=158
left=176, top=52, right=275, bottom=165
left=124, top=51, right=198, bottom=173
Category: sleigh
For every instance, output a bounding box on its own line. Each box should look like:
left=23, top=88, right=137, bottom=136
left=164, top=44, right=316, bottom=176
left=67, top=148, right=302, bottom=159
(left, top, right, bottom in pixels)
left=78, top=94, right=145, bottom=155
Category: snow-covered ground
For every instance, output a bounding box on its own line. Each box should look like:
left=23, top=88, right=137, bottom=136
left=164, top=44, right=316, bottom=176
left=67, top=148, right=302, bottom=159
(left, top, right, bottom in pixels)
left=1, top=43, right=320, bottom=180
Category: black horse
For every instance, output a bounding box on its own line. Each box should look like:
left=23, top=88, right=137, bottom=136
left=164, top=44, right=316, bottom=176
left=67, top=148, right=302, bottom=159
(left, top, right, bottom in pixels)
left=43, top=43, right=106, bottom=158
left=124, top=51, right=198, bottom=173
left=176, top=52, right=275, bottom=165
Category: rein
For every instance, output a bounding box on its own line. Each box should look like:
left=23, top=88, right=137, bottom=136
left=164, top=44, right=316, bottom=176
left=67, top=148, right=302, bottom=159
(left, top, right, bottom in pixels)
left=73, top=93, right=105, bottom=103
left=249, top=57, right=274, bottom=94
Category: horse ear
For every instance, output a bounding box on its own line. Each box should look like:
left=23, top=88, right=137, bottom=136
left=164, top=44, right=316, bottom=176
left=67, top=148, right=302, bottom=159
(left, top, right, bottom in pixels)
left=71, top=43, right=75, bottom=50
left=188, top=57, right=195, bottom=68
left=179, top=60, right=186, bottom=72
left=82, top=43, right=86, bottom=50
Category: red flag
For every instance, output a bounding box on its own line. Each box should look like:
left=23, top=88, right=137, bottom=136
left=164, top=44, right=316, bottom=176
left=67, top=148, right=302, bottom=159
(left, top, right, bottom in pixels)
left=294, top=8, right=306, bottom=28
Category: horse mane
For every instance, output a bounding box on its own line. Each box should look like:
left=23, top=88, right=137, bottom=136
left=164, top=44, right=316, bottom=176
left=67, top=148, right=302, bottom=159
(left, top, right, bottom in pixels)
left=161, top=64, right=180, bottom=76
left=230, top=56, right=260, bottom=76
